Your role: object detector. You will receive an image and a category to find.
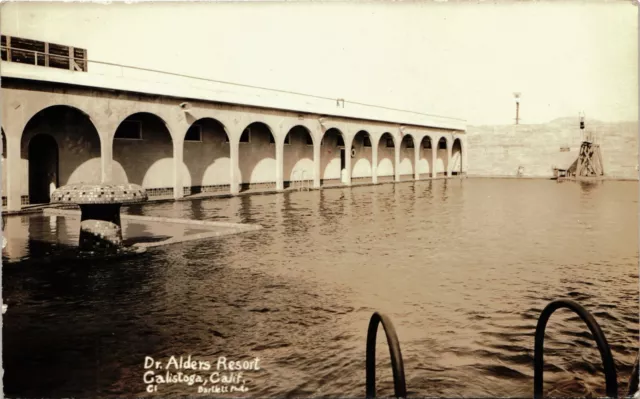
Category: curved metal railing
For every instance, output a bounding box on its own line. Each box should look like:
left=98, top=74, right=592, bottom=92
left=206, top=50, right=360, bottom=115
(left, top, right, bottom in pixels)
left=533, top=299, right=617, bottom=398
left=627, top=353, right=639, bottom=397
left=365, top=312, right=407, bottom=398
left=364, top=299, right=635, bottom=398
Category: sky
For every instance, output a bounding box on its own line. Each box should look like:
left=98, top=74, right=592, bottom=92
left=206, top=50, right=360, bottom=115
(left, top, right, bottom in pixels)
left=1, top=1, right=638, bottom=125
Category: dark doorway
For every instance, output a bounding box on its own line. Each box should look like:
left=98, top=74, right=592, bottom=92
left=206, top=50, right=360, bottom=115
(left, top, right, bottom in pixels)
left=28, top=134, right=58, bottom=204
left=340, top=149, right=346, bottom=170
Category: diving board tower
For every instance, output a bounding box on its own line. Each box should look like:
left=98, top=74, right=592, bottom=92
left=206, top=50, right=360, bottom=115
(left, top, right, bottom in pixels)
left=572, top=113, right=604, bottom=178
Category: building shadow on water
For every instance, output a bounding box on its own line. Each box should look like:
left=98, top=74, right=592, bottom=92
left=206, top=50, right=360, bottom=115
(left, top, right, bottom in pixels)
left=441, top=179, right=449, bottom=202
left=189, top=198, right=205, bottom=221
left=2, top=250, right=163, bottom=397
left=281, top=191, right=310, bottom=239
left=579, top=180, right=603, bottom=194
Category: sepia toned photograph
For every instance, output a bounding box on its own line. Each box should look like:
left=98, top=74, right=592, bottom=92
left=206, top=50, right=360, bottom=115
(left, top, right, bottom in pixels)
left=1, top=0, right=638, bottom=398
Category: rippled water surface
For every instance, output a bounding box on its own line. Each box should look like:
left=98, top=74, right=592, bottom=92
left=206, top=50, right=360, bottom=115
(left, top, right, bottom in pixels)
left=3, top=179, right=639, bottom=398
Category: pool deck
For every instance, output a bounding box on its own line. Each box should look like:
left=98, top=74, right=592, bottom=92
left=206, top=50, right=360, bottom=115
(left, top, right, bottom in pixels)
left=3, top=177, right=454, bottom=216
left=5, top=175, right=638, bottom=217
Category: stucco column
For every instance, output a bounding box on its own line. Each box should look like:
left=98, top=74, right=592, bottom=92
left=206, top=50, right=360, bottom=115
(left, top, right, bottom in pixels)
left=431, top=146, right=437, bottom=179
left=173, top=138, right=184, bottom=199
left=313, top=136, right=321, bottom=188
left=229, top=137, right=240, bottom=195
left=394, top=138, right=401, bottom=182
left=446, top=142, right=453, bottom=178
left=372, top=140, right=378, bottom=184
left=275, top=138, right=284, bottom=191
left=100, top=133, right=113, bottom=183
left=344, top=137, right=353, bottom=186
left=461, top=139, right=466, bottom=177
left=5, top=135, right=21, bottom=211
left=414, top=143, right=420, bottom=181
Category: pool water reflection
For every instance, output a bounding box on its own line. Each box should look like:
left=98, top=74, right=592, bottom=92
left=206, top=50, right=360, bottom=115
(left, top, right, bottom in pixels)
left=3, top=179, right=638, bottom=397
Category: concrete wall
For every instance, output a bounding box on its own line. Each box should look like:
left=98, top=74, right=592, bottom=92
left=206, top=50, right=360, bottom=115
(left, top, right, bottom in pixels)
left=20, top=107, right=101, bottom=195
left=183, top=118, right=230, bottom=187
left=451, top=141, right=462, bottom=173
left=378, top=135, right=395, bottom=177
left=399, top=136, right=415, bottom=176
left=113, top=113, right=174, bottom=188
left=351, top=132, right=373, bottom=179
left=284, top=127, right=314, bottom=183
left=321, top=130, right=343, bottom=181
left=1, top=80, right=465, bottom=209
left=238, top=123, right=276, bottom=184
left=467, top=118, right=638, bottom=179
left=436, top=148, right=448, bottom=174
left=416, top=143, right=432, bottom=177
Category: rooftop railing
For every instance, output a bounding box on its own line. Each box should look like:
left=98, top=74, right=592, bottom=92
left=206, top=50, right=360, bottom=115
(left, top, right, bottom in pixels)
left=0, top=38, right=467, bottom=129
left=1, top=35, right=87, bottom=72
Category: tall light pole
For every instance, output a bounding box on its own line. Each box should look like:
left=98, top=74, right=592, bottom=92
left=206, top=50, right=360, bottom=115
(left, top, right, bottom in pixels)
left=513, top=92, right=521, bottom=125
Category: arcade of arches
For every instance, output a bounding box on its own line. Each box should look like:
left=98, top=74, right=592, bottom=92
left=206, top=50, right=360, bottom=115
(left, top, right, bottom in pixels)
left=2, top=105, right=465, bottom=209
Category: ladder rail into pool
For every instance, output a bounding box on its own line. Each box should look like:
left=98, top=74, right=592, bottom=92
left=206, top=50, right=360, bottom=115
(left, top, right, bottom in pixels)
left=534, top=299, right=618, bottom=398
left=627, top=352, right=639, bottom=397
left=364, top=299, right=637, bottom=398
left=365, top=312, right=407, bottom=399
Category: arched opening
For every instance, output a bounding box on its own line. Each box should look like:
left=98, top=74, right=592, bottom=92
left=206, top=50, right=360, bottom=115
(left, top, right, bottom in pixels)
left=284, top=125, right=314, bottom=188
left=320, top=127, right=345, bottom=186
left=113, top=112, right=174, bottom=197
left=418, top=136, right=433, bottom=178
left=1, top=128, right=6, bottom=158
left=28, top=134, right=59, bottom=204
left=20, top=105, right=101, bottom=205
left=351, top=130, right=373, bottom=183
left=436, top=137, right=449, bottom=177
left=451, top=138, right=462, bottom=176
left=183, top=118, right=230, bottom=195
left=377, top=132, right=395, bottom=182
left=2, top=128, right=6, bottom=207
left=239, top=122, right=276, bottom=191
left=399, top=135, right=415, bottom=180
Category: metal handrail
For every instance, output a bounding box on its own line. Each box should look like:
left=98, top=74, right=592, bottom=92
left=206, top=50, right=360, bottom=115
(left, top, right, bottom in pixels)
left=366, top=312, right=407, bottom=398
left=1, top=45, right=86, bottom=72
left=1, top=45, right=82, bottom=62
left=364, top=300, right=629, bottom=398
left=628, top=353, right=639, bottom=397
left=534, top=299, right=618, bottom=398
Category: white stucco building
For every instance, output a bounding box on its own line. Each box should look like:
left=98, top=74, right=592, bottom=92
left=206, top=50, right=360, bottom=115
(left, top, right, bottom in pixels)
left=1, top=27, right=466, bottom=212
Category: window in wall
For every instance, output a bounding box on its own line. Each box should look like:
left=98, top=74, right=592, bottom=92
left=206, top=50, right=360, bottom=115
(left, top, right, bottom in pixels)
left=423, top=139, right=432, bottom=149
left=438, top=139, right=447, bottom=149
left=185, top=124, right=202, bottom=142
left=386, top=138, right=394, bottom=148
left=115, top=120, right=142, bottom=140
left=306, top=134, right=314, bottom=146
left=336, top=135, right=345, bottom=148
left=406, top=139, right=415, bottom=149
left=363, top=136, right=372, bottom=147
